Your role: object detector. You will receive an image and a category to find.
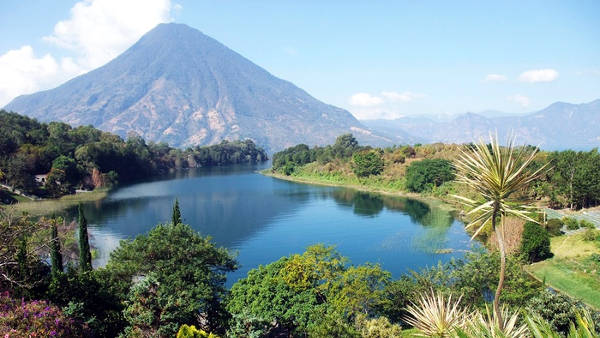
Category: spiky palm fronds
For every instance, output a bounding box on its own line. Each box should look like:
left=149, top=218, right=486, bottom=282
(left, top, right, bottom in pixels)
left=453, top=134, right=548, bottom=330
left=404, top=290, right=471, bottom=337
left=462, top=305, right=528, bottom=338
left=453, top=134, right=548, bottom=239
left=526, top=308, right=598, bottom=338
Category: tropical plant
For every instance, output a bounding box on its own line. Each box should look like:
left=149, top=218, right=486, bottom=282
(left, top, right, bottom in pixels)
left=460, top=305, right=528, bottom=338
left=526, top=308, right=599, bottom=338
left=403, top=290, right=470, bottom=337
left=453, top=134, right=547, bottom=329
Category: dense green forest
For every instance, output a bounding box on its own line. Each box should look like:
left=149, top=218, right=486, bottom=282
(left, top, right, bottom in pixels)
left=0, top=110, right=267, bottom=198
left=272, top=134, right=600, bottom=211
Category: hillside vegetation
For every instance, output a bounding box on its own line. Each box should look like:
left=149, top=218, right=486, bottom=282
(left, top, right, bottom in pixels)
left=270, top=134, right=600, bottom=211
left=0, top=110, right=267, bottom=200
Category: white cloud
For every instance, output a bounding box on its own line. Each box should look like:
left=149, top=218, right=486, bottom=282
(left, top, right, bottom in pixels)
left=518, top=68, right=558, bottom=83
left=44, top=0, right=173, bottom=70
left=381, top=91, right=424, bottom=102
left=349, top=92, right=384, bottom=107
left=508, top=94, right=531, bottom=107
left=0, top=0, right=174, bottom=106
left=484, top=74, right=507, bottom=82
left=349, top=90, right=424, bottom=119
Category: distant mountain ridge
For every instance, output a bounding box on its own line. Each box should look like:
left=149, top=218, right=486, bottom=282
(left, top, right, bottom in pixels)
left=362, top=99, right=600, bottom=150
left=4, top=23, right=392, bottom=152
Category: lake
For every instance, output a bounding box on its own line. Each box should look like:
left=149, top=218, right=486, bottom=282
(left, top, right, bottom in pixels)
left=72, top=164, right=478, bottom=284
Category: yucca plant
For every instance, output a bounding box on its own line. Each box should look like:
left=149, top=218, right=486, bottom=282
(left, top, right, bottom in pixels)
left=404, top=290, right=471, bottom=337
left=453, top=134, right=548, bottom=330
left=460, top=305, right=528, bottom=338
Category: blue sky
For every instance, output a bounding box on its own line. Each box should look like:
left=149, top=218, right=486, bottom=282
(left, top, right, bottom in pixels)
left=1, top=1, right=599, bottom=119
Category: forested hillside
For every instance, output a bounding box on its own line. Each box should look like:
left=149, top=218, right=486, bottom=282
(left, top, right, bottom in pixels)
left=271, top=134, right=600, bottom=211
left=0, top=110, right=267, bottom=198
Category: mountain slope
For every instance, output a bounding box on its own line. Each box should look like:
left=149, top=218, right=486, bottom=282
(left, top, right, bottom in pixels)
left=5, top=23, right=390, bottom=152
left=362, top=99, right=600, bottom=150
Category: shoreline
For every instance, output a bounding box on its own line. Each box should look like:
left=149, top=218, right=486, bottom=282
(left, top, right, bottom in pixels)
left=4, top=188, right=110, bottom=217
left=260, top=169, right=458, bottom=213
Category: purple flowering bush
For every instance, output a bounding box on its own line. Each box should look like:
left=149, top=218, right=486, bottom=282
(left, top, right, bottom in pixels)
left=0, top=291, right=85, bottom=337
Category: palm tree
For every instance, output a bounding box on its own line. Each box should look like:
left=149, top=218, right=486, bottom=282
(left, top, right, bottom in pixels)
left=453, top=134, right=547, bottom=330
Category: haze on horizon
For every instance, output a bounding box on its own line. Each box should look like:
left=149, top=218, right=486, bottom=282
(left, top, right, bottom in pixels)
left=1, top=0, right=599, bottom=120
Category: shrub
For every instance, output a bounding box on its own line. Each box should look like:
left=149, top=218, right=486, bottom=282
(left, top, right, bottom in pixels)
left=582, top=228, right=600, bottom=241
left=545, top=218, right=564, bottom=236
left=405, top=159, right=455, bottom=193
left=0, top=291, right=86, bottom=336
left=579, top=219, right=596, bottom=229
left=177, top=324, right=220, bottom=338
left=528, top=290, right=580, bottom=335
left=521, top=221, right=552, bottom=263
left=563, top=217, right=580, bottom=230
left=352, top=150, right=384, bottom=177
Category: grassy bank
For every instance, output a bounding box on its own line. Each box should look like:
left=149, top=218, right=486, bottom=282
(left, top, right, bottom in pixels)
left=261, top=168, right=456, bottom=212
left=526, top=233, right=600, bottom=309
left=4, top=188, right=109, bottom=217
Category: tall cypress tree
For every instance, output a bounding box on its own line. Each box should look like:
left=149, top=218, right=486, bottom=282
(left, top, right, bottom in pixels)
left=50, top=218, right=63, bottom=277
left=78, top=204, right=92, bottom=272
left=172, top=198, right=182, bottom=225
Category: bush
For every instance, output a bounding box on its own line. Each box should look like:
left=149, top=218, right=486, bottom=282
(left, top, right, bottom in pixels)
left=579, top=219, right=596, bottom=229
left=405, top=159, right=455, bottom=193
left=528, top=290, right=584, bottom=335
left=177, top=324, right=220, bottom=338
left=352, top=150, right=384, bottom=177
left=582, top=229, right=600, bottom=241
left=546, top=218, right=564, bottom=236
left=521, top=221, right=552, bottom=263
left=0, top=291, right=87, bottom=336
left=563, top=217, right=580, bottom=230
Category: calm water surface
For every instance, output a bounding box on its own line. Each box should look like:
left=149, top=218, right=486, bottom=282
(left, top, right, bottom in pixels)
left=72, top=164, right=477, bottom=284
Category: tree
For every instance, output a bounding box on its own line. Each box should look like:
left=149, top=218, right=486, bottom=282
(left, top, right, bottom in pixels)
left=78, top=204, right=92, bottom=272
left=520, top=222, right=552, bottom=263
left=106, top=223, right=237, bottom=335
left=352, top=150, right=384, bottom=177
left=226, top=245, right=390, bottom=336
left=405, top=159, right=455, bottom=192
left=172, top=198, right=182, bottom=225
left=453, top=135, right=547, bottom=330
left=50, top=218, right=63, bottom=277
left=332, top=134, right=359, bottom=158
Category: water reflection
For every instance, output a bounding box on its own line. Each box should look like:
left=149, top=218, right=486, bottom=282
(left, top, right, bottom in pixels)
left=65, top=165, right=476, bottom=282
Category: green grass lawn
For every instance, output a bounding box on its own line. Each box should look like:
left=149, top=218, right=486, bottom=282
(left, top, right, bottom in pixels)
left=526, top=233, right=600, bottom=309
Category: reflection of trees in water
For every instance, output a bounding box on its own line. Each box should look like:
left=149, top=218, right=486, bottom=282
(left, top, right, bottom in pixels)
left=329, top=189, right=453, bottom=228
left=71, top=174, right=314, bottom=250
left=331, top=189, right=384, bottom=217
left=329, top=189, right=456, bottom=253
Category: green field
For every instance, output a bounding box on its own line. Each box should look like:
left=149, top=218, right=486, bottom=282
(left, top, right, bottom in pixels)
left=526, top=233, right=600, bottom=309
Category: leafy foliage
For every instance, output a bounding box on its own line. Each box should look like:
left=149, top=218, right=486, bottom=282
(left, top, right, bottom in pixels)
left=352, top=150, right=384, bottom=177
left=521, top=221, right=552, bottom=263
left=0, top=291, right=87, bottom=337
left=405, top=159, right=455, bottom=192
left=226, top=244, right=390, bottom=336
left=0, top=110, right=267, bottom=198
left=106, top=223, right=237, bottom=336
left=78, top=204, right=92, bottom=272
